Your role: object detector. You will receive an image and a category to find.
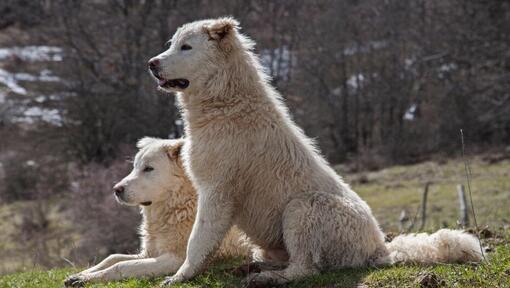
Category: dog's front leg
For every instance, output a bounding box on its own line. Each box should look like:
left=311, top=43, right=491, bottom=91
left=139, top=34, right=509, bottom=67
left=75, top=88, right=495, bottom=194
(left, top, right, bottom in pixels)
left=64, top=253, right=142, bottom=287
left=161, top=191, right=233, bottom=286
left=65, top=253, right=182, bottom=287
left=80, top=254, right=142, bottom=274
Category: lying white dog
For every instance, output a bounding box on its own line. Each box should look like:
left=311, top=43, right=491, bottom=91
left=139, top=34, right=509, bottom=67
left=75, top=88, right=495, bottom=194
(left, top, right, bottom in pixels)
left=64, top=137, right=250, bottom=287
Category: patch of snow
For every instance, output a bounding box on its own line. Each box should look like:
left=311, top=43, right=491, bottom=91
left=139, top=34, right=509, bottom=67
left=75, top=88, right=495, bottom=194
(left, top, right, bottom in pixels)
left=35, top=96, right=46, bottom=103
left=38, top=69, right=60, bottom=81
left=439, top=63, right=457, bottom=72
left=25, top=160, right=36, bottom=166
left=405, top=57, right=415, bottom=69
left=13, top=72, right=38, bottom=81
left=347, top=74, right=365, bottom=90
left=403, top=104, right=417, bottom=121
left=332, top=87, right=342, bottom=96
left=260, top=46, right=292, bottom=80
left=0, top=68, right=60, bottom=96
left=38, top=94, right=65, bottom=101
left=438, top=63, right=457, bottom=79
left=0, top=68, right=27, bottom=95
left=15, top=107, right=62, bottom=126
left=14, top=70, right=60, bottom=82
left=71, top=181, right=80, bottom=190
left=343, top=40, right=388, bottom=56
left=0, top=46, right=63, bottom=62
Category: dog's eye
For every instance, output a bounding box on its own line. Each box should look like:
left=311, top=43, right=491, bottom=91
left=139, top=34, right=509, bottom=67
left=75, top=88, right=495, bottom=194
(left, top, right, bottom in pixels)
left=164, top=41, right=171, bottom=49
left=181, top=44, right=192, bottom=51
left=143, top=166, right=154, bottom=172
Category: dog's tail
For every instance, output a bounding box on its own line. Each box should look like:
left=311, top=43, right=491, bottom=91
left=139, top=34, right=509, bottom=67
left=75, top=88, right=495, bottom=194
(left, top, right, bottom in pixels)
left=377, top=229, right=483, bottom=265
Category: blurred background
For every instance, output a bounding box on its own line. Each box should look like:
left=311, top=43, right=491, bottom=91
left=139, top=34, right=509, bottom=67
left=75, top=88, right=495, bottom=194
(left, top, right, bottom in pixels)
left=0, top=0, right=509, bottom=275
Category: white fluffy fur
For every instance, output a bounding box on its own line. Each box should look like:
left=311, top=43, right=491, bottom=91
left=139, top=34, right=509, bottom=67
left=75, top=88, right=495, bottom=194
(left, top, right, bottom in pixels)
left=387, top=229, right=482, bottom=264
left=64, top=138, right=250, bottom=287
left=149, top=17, right=483, bottom=286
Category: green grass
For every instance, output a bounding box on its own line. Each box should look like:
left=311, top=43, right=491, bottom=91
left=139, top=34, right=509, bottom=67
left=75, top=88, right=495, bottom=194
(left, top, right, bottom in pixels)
left=344, top=157, right=510, bottom=231
left=1, top=235, right=509, bottom=288
left=1, top=157, right=510, bottom=287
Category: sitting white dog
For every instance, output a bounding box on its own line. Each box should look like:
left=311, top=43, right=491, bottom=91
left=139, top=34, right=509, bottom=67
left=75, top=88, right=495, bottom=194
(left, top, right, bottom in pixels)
left=64, top=137, right=250, bottom=287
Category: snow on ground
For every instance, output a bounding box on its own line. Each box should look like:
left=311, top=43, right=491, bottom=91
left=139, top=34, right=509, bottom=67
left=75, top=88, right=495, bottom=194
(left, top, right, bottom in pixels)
left=0, top=46, right=65, bottom=126
left=0, top=46, right=63, bottom=62
left=0, top=68, right=27, bottom=95
left=14, top=106, right=62, bottom=126
left=260, top=46, right=292, bottom=80
left=347, top=73, right=365, bottom=90
left=403, top=103, right=417, bottom=121
left=330, top=73, right=367, bottom=96
left=0, top=68, right=60, bottom=96
left=439, top=63, right=457, bottom=72
left=10, top=69, right=60, bottom=82
left=343, top=40, right=388, bottom=57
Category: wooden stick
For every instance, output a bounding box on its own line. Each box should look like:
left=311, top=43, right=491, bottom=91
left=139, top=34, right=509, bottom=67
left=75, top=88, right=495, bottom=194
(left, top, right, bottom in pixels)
left=399, top=209, right=408, bottom=233
left=457, top=184, right=469, bottom=227
left=418, top=182, right=431, bottom=231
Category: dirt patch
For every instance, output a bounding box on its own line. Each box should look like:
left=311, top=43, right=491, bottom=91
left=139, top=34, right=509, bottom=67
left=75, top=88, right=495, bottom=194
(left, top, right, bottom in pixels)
left=415, top=271, right=445, bottom=288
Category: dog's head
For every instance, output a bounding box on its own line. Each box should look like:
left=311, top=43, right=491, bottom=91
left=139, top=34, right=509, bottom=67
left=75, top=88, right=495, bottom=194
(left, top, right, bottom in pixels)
left=113, top=137, right=185, bottom=206
left=147, top=17, right=246, bottom=93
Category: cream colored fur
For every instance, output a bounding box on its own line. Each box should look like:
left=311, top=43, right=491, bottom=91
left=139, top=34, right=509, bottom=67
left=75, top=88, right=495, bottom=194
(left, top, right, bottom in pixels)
left=64, top=138, right=249, bottom=287
left=150, top=17, right=483, bottom=286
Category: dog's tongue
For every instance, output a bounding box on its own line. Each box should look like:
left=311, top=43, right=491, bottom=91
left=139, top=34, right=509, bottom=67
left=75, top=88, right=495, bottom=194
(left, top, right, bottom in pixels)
left=158, top=79, right=167, bottom=86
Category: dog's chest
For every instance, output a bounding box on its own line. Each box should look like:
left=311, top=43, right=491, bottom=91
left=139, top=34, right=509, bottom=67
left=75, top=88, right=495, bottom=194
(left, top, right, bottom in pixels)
left=184, top=128, right=290, bottom=248
left=184, top=135, right=238, bottom=184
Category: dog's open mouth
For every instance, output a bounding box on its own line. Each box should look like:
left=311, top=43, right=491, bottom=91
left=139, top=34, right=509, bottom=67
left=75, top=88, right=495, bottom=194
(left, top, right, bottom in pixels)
left=158, top=78, right=189, bottom=89
left=140, top=201, right=152, bottom=206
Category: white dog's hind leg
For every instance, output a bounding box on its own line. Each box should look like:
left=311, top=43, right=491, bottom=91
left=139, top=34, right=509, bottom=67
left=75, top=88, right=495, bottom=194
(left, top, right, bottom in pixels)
left=245, top=191, right=385, bottom=286
left=70, top=253, right=183, bottom=285
left=161, top=192, right=233, bottom=286
left=244, top=196, right=321, bottom=287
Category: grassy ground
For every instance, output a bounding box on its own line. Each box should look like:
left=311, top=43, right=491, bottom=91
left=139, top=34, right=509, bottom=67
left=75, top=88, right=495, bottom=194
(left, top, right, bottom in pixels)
left=1, top=156, right=509, bottom=287
left=342, top=156, right=510, bottom=231
left=1, top=235, right=509, bottom=288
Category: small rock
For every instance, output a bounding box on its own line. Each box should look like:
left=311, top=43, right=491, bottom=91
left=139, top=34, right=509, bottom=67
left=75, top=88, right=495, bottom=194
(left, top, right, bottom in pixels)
left=415, top=272, right=445, bottom=288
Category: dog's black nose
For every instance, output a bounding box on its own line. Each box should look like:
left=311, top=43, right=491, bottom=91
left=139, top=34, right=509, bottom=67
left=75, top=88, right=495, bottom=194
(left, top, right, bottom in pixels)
left=148, top=59, right=160, bottom=71
left=113, top=185, right=125, bottom=196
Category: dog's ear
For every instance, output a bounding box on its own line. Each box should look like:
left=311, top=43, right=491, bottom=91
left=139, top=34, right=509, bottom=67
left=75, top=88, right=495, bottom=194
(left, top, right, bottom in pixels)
left=204, top=17, right=239, bottom=42
left=165, top=139, right=184, bottom=161
left=137, top=137, right=160, bottom=149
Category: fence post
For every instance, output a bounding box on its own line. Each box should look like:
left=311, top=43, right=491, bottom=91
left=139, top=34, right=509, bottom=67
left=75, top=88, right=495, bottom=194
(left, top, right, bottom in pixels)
left=399, top=209, right=408, bottom=233
left=418, top=182, right=431, bottom=231
left=457, top=184, right=469, bottom=227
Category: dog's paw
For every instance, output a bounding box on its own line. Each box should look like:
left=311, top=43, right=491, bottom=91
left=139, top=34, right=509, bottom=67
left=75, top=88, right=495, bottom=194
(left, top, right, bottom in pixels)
left=159, top=274, right=185, bottom=287
left=64, top=274, right=86, bottom=288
